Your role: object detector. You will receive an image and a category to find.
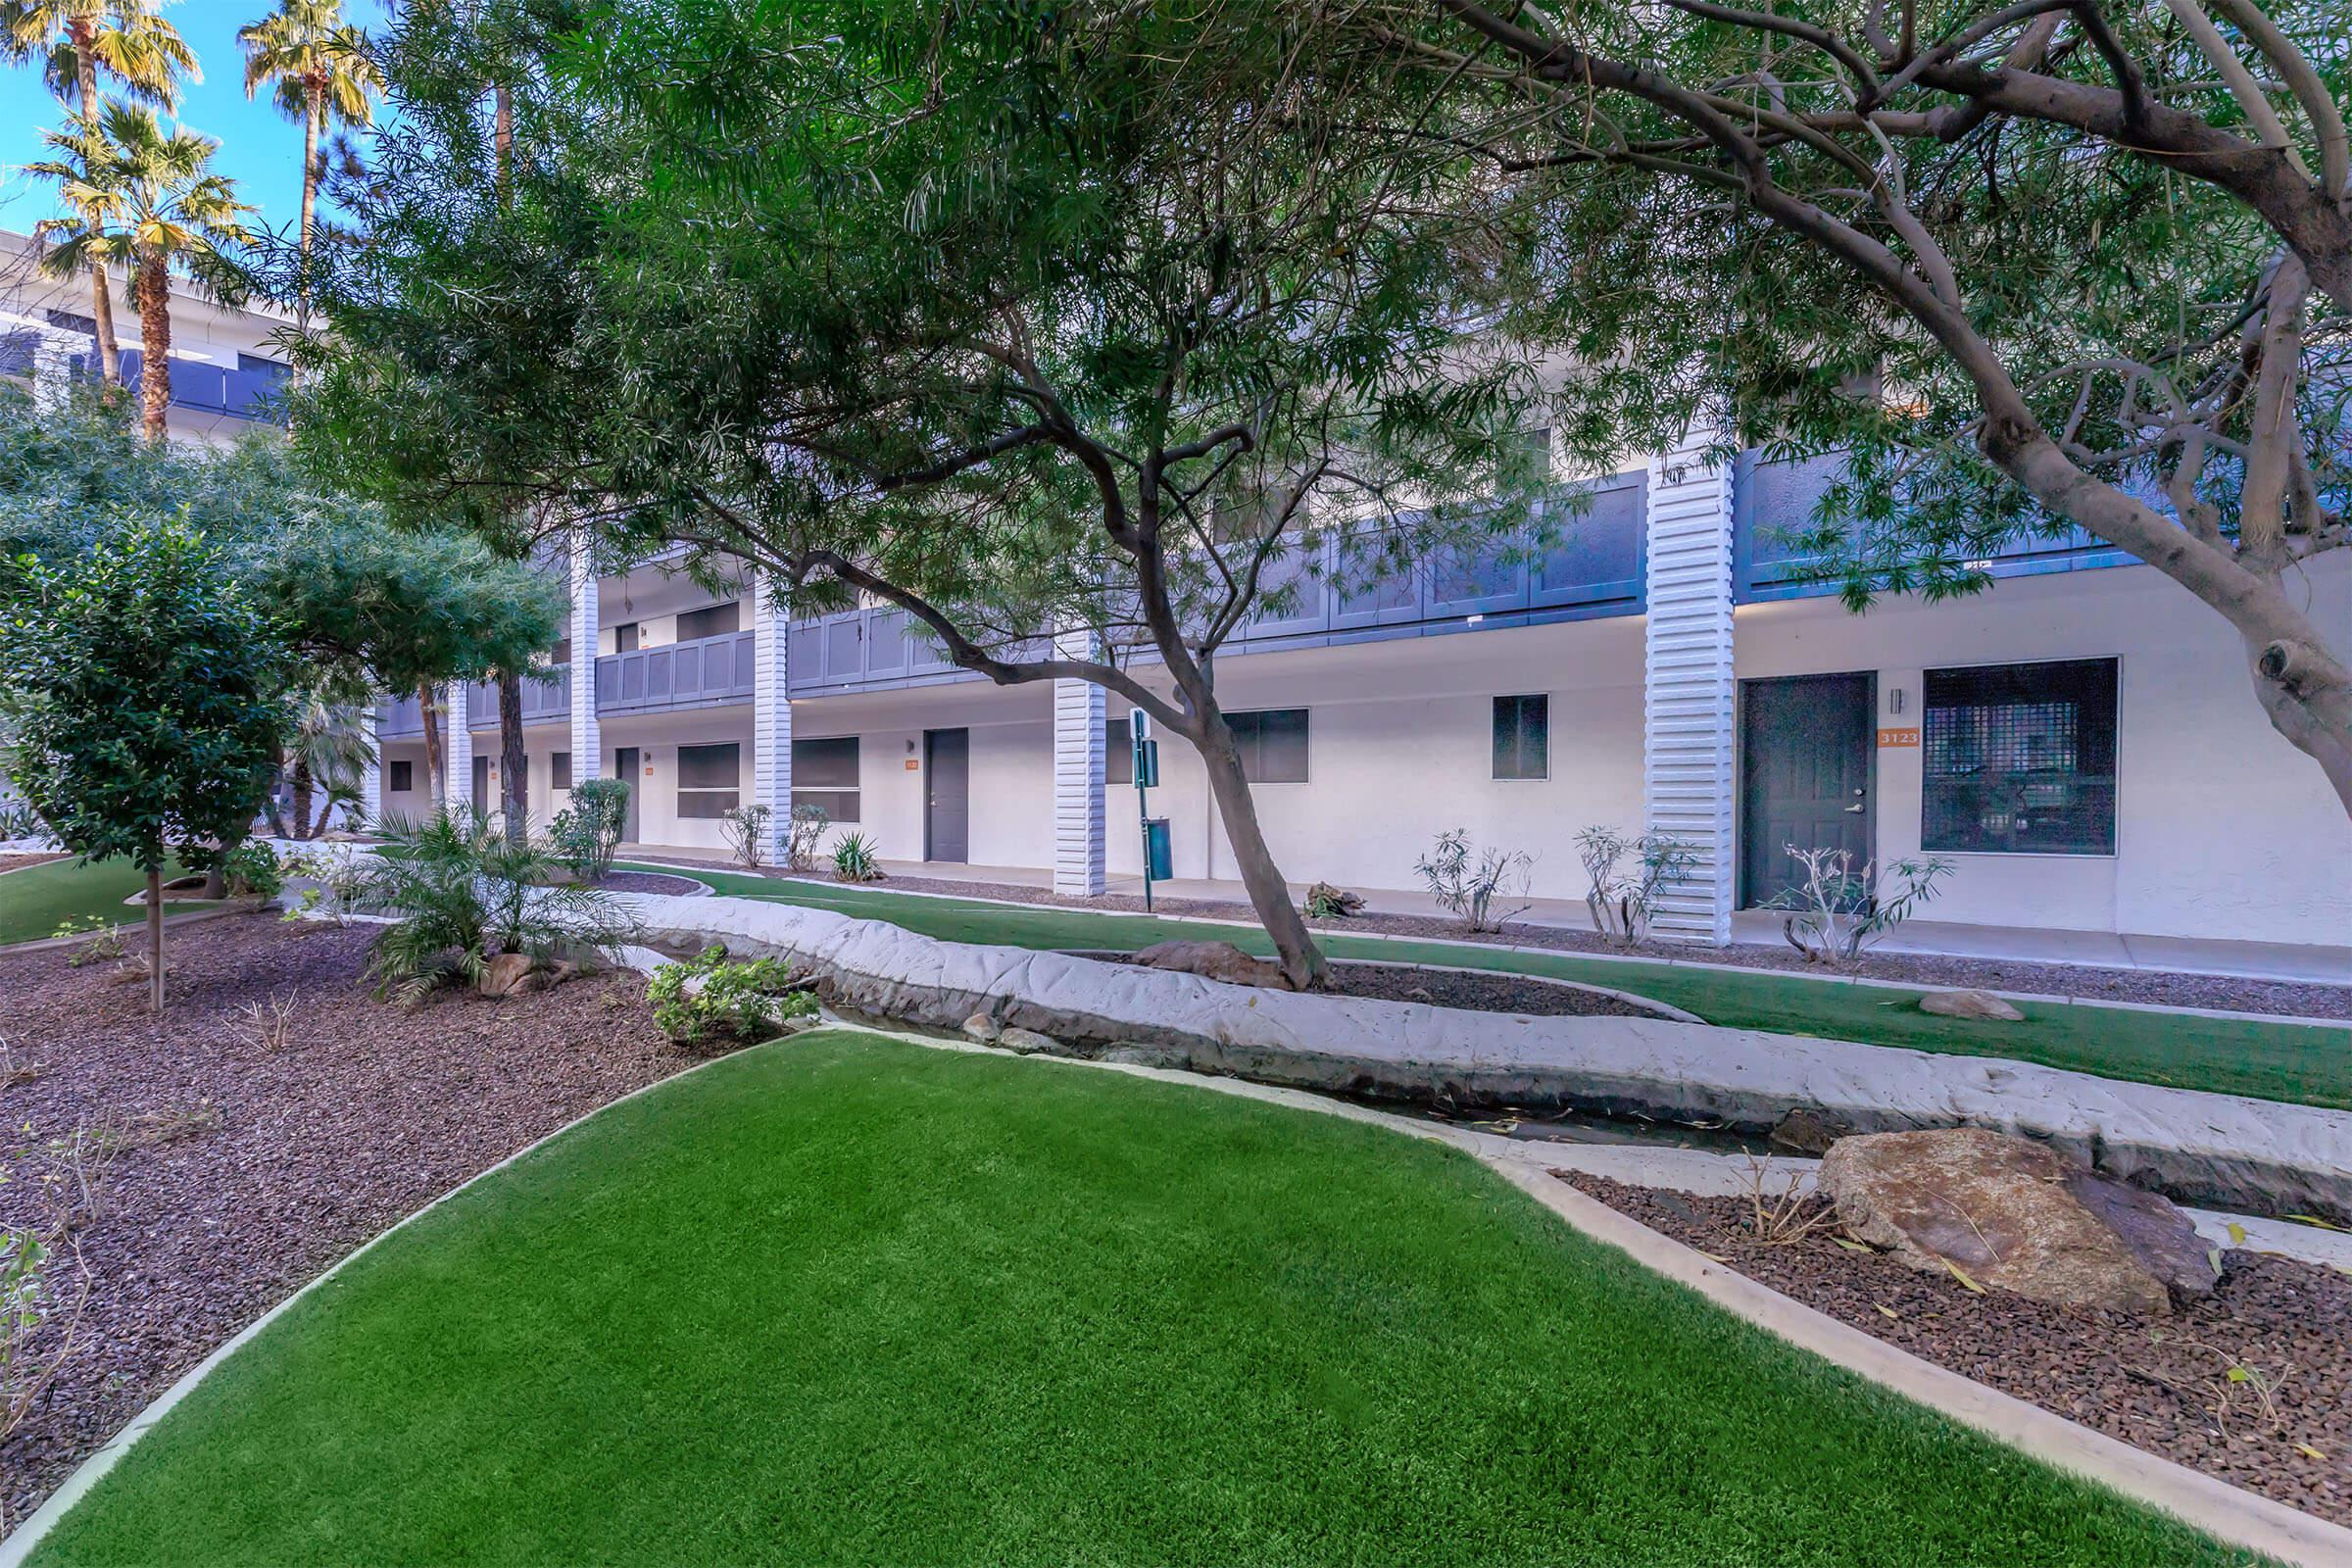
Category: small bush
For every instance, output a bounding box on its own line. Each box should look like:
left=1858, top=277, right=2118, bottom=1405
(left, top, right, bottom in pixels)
left=719, top=804, right=773, bottom=868
left=549, top=778, right=631, bottom=884
left=53, top=916, right=123, bottom=967
left=1767, top=846, right=1952, bottom=966
left=1413, top=828, right=1533, bottom=932
left=787, top=803, right=829, bottom=872
left=218, top=842, right=284, bottom=899
left=1574, top=826, right=1694, bottom=948
left=1302, top=882, right=1363, bottom=919
left=647, top=946, right=819, bottom=1048
left=832, top=831, right=884, bottom=882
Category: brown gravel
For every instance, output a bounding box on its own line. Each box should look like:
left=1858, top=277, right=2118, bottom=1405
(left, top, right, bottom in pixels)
left=630, top=858, right=2348, bottom=1021
left=0, top=855, right=69, bottom=876
left=1083, top=952, right=1673, bottom=1019
left=0, top=913, right=705, bottom=1527
left=591, top=869, right=706, bottom=895
left=1564, top=1172, right=2352, bottom=1526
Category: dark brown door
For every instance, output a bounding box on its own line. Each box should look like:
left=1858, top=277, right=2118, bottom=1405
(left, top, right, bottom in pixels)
left=924, top=728, right=969, bottom=862
left=1740, top=672, right=1875, bottom=906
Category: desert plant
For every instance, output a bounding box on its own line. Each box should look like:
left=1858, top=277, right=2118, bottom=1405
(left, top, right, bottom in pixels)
left=718, top=803, right=772, bottom=869
left=831, top=832, right=883, bottom=883
left=1302, top=882, right=1363, bottom=919
left=786, top=803, right=829, bottom=872
left=646, top=946, right=818, bottom=1049
left=548, top=777, right=630, bottom=883
left=0, top=1129, right=103, bottom=1459
left=1768, top=846, right=1953, bottom=967
left=362, top=807, right=635, bottom=1004
left=231, top=991, right=300, bottom=1054
left=52, top=916, right=124, bottom=968
left=1737, top=1155, right=1844, bottom=1249
left=0, top=802, right=44, bottom=841
left=1413, top=829, right=1533, bottom=933
left=215, top=841, right=284, bottom=899
left=1574, top=826, right=1695, bottom=949
left=277, top=846, right=369, bottom=923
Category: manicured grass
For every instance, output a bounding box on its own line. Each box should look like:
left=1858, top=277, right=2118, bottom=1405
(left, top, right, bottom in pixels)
left=640, top=866, right=2352, bottom=1110
left=0, top=857, right=196, bottom=948
left=35, top=1031, right=2244, bottom=1567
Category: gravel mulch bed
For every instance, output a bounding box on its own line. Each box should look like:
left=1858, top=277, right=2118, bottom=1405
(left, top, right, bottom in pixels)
left=0, top=854, right=70, bottom=876
left=1083, top=953, right=1672, bottom=1019
left=1564, top=1172, right=2352, bottom=1525
left=0, top=913, right=706, bottom=1528
left=625, top=858, right=2348, bottom=1020
left=591, top=869, right=706, bottom=896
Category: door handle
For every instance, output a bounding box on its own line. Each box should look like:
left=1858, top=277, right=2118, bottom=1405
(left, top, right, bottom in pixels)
left=1843, top=804, right=1865, bottom=813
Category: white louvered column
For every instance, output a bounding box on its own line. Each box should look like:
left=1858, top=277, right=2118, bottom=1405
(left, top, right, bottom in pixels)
left=356, top=706, right=382, bottom=830
left=1051, top=630, right=1106, bottom=896
left=752, top=574, right=795, bottom=862
left=568, top=537, right=601, bottom=803
left=442, top=685, right=474, bottom=811
left=1642, top=432, right=1738, bottom=945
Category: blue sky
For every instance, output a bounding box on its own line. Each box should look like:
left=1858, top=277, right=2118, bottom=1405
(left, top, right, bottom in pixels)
left=0, top=0, right=394, bottom=244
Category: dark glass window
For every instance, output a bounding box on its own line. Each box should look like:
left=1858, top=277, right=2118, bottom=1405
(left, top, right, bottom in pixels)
left=552, top=752, right=571, bottom=792
left=44, top=309, right=96, bottom=336
left=677, top=742, right=741, bottom=818
left=1493, top=694, right=1548, bottom=780
left=676, top=601, right=741, bottom=641
left=791, top=736, right=859, bottom=823
left=1924, top=660, right=2118, bottom=855
left=1228, top=709, right=1309, bottom=783
left=1105, top=717, right=1132, bottom=785
left=612, top=622, right=640, bottom=653
left=236, top=352, right=289, bottom=378
left=388, top=760, right=413, bottom=793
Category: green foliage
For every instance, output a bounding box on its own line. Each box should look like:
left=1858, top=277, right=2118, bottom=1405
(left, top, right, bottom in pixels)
left=51, top=914, right=124, bottom=967
left=1301, top=884, right=1359, bottom=920
left=645, top=946, right=816, bottom=1049
left=361, top=807, right=634, bottom=1004
left=548, top=777, right=629, bottom=883
left=1413, top=829, right=1533, bottom=933
left=1574, top=827, right=1696, bottom=949
left=830, top=832, right=882, bottom=884
left=217, top=842, right=285, bottom=899
left=786, top=803, right=828, bottom=873
left=1767, top=849, right=1955, bottom=968
left=0, top=518, right=287, bottom=876
left=717, top=803, right=771, bottom=869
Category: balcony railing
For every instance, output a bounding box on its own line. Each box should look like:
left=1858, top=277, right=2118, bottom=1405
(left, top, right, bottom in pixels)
left=378, top=692, right=426, bottom=738
left=115, top=350, right=287, bottom=424
left=466, top=667, right=570, bottom=728
left=596, top=629, right=758, bottom=714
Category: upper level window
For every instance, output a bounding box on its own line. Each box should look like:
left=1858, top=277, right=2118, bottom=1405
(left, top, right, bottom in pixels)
left=676, top=601, right=741, bottom=642
left=792, top=735, right=860, bottom=823
left=612, top=621, right=640, bottom=653
left=1493, top=694, right=1548, bottom=780
left=677, top=742, right=741, bottom=819
left=1923, top=659, right=2118, bottom=855
left=1228, top=708, right=1309, bottom=783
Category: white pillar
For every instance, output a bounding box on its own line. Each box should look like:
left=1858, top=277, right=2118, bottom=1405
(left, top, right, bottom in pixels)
left=1051, top=630, right=1106, bottom=896
left=357, top=706, right=382, bottom=831
left=442, top=684, right=475, bottom=811
left=568, top=537, right=600, bottom=803
left=1642, top=430, right=1738, bottom=945
left=752, top=574, right=795, bottom=863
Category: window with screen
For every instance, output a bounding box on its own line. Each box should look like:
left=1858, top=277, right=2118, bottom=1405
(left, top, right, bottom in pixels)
left=676, top=601, right=742, bottom=641
left=552, top=752, right=571, bottom=792
left=1493, top=694, right=1548, bottom=780
left=791, top=736, right=860, bottom=822
left=1105, top=717, right=1132, bottom=785
left=1229, top=709, right=1309, bottom=783
left=1923, top=659, right=2117, bottom=855
left=676, top=742, right=741, bottom=819
left=388, top=760, right=413, bottom=793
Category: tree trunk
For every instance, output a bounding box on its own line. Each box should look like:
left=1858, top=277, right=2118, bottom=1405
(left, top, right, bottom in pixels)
left=1190, top=708, right=1328, bottom=989
left=263, top=745, right=291, bottom=838
left=497, top=669, right=527, bottom=846
left=290, top=760, right=316, bottom=841
left=72, top=38, right=120, bottom=386
left=135, top=251, right=171, bottom=441
left=146, top=863, right=165, bottom=1013
left=313, top=792, right=337, bottom=838
left=297, top=89, right=320, bottom=340
left=418, top=682, right=445, bottom=807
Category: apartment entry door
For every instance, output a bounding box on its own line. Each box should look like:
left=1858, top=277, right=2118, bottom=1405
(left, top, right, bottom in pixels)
left=613, top=748, right=642, bottom=841
left=923, top=728, right=970, bottom=863
left=1740, top=672, right=1875, bottom=906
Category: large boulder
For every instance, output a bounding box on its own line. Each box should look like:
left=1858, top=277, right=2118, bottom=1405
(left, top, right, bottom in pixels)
left=1919, top=989, right=2026, bottom=1022
left=1130, top=940, right=1298, bottom=992
left=1819, top=1128, right=2219, bottom=1313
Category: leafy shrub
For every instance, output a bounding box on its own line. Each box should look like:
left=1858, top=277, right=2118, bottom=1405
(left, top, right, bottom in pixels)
left=51, top=915, right=123, bottom=968
left=1574, top=826, right=1694, bottom=948
left=1302, top=882, right=1363, bottom=919
left=647, top=945, right=818, bottom=1048
left=831, top=831, right=884, bottom=882
left=548, top=778, right=630, bottom=883
left=719, top=803, right=773, bottom=868
left=363, top=808, right=636, bottom=1004
left=277, top=846, right=371, bottom=924
left=0, top=801, right=44, bottom=841
left=1767, top=846, right=1952, bottom=966
left=217, top=841, right=284, bottom=899
left=787, top=803, right=829, bottom=872
left=1413, top=828, right=1533, bottom=932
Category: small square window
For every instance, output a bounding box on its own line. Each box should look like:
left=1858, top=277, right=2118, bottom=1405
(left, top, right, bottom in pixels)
left=1493, top=694, right=1548, bottom=780
left=552, top=752, right=571, bottom=792
left=388, top=760, right=413, bottom=793
left=1228, top=709, right=1308, bottom=783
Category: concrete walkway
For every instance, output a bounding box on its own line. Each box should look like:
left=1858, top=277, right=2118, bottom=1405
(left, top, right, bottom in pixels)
left=619, top=845, right=2352, bottom=987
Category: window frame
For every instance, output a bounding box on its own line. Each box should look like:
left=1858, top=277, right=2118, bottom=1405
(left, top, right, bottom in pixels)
left=1105, top=716, right=1132, bottom=785
left=1920, top=656, right=2120, bottom=858
left=674, top=601, right=742, bottom=643
left=1492, top=693, right=1550, bottom=781
left=791, top=735, right=861, bottom=824
left=675, top=741, right=742, bottom=820
left=1226, top=708, right=1310, bottom=784
left=387, top=760, right=413, bottom=794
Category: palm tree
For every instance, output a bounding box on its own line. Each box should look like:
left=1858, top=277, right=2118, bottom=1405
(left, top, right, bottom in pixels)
left=0, top=0, right=197, bottom=383
left=33, top=105, right=254, bottom=440
left=239, top=0, right=378, bottom=336
left=281, top=689, right=377, bottom=840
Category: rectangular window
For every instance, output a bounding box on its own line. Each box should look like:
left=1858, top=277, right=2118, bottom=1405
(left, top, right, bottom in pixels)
left=236, top=352, right=289, bottom=379
left=676, top=742, right=741, bottom=819
left=552, top=752, right=571, bottom=792
left=1493, top=694, right=1549, bottom=780
left=1228, top=709, right=1309, bottom=783
left=612, top=622, right=640, bottom=653
left=1105, top=717, right=1132, bottom=785
left=675, top=601, right=741, bottom=642
left=1924, top=659, right=2118, bottom=855
left=791, top=735, right=860, bottom=823
left=388, top=760, right=413, bottom=793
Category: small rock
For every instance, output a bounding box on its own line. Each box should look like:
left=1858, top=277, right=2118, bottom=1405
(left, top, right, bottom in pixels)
left=996, top=1026, right=1058, bottom=1054
left=962, top=1013, right=1002, bottom=1043
left=540, top=960, right=580, bottom=990
left=477, top=953, right=537, bottom=998
left=1919, top=988, right=2025, bottom=1022
left=1131, top=939, right=1298, bottom=992
left=1303, top=881, right=1365, bottom=917
left=1819, top=1127, right=2218, bottom=1313
left=1769, top=1106, right=1847, bottom=1155
left=1099, top=1045, right=1171, bottom=1068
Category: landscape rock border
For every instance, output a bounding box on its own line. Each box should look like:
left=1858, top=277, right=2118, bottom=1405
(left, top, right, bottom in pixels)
left=620, top=891, right=2352, bottom=1223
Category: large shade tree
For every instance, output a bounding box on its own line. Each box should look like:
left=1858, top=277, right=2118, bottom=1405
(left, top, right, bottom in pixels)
left=1343, top=0, right=2351, bottom=808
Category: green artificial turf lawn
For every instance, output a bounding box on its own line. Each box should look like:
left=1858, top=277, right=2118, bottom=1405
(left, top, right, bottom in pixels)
left=0, top=857, right=196, bottom=948
left=633, top=866, right=2352, bottom=1111
left=35, top=1031, right=2248, bottom=1568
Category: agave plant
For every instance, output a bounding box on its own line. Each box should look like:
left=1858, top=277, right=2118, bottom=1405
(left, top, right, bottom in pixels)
left=362, top=807, right=635, bottom=1004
